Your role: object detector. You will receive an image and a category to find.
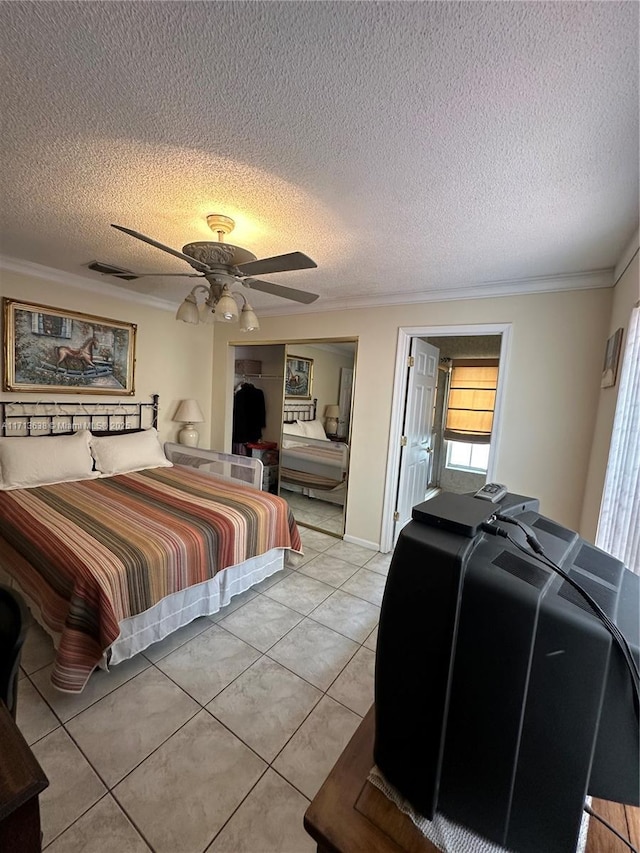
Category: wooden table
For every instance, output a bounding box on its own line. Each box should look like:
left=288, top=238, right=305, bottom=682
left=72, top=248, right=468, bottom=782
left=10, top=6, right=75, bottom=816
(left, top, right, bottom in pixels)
left=305, top=706, right=639, bottom=853
left=0, top=700, right=49, bottom=853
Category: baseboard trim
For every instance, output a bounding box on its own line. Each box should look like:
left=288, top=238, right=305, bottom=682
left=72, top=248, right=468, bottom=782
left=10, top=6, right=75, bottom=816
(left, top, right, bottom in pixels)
left=343, top=534, right=379, bottom=552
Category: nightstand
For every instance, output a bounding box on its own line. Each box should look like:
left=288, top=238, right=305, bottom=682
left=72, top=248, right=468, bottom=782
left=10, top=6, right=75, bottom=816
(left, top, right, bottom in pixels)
left=262, top=464, right=279, bottom=493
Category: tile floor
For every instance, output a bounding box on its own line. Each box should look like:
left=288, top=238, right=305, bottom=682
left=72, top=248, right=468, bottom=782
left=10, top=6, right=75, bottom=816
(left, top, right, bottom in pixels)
left=281, top=491, right=345, bottom=535
left=13, top=527, right=392, bottom=853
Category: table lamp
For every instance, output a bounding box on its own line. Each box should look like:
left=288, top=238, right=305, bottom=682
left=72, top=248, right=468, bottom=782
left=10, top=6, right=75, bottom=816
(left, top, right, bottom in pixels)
left=173, top=399, right=205, bottom=447
left=324, top=404, right=340, bottom=435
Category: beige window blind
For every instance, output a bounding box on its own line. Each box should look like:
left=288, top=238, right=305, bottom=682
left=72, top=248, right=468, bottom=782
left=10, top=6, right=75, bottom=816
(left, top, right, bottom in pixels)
left=444, top=359, right=499, bottom=444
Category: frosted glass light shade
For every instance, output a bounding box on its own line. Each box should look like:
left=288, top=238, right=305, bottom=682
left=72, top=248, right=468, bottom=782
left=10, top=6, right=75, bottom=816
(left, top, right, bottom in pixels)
left=176, top=294, right=200, bottom=324
left=215, top=288, right=239, bottom=321
left=239, top=303, right=260, bottom=332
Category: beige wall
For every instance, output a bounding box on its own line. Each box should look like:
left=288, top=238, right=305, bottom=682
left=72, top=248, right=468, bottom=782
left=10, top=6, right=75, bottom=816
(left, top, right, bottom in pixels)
left=0, top=270, right=214, bottom=442
left=5, top=264, right=621, bottom=550
left=580, top=246, right=639, bottom=542
left=212, top=287, right=613, bottom=548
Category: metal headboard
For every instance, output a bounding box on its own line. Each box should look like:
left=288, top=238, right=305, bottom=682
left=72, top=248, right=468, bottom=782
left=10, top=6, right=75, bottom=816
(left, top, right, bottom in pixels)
left=0, top=394, right=159, bottom=437
left=283, top=398, right=317, bottom=423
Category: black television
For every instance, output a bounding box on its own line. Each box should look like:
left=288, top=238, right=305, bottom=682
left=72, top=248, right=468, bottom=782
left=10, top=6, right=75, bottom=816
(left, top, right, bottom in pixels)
left=374, top=490, right=639, bottom=853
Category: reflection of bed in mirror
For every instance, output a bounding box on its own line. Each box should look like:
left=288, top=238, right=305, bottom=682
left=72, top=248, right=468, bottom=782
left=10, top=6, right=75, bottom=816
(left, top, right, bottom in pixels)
left=280, top=400, right=349, bottom=507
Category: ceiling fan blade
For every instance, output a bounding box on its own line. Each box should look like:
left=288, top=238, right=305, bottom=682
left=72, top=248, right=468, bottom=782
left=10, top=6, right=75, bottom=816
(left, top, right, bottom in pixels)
left=118, top=272, right=205, bottom=278
left=236, top=252, right=317, bottom=277
left=243, top=277, right=319, bottom=304
left=111, top=224, right=212, bottom=273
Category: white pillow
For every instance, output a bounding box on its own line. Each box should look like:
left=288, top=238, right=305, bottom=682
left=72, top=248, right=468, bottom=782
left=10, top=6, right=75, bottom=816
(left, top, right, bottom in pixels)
left=299, top=419, right=330, bottom=441
left=283, top=421, right=307, bottom=437
left=0, top=430, right=98, bottom=490
left=281, top=439, right=307, bottom=449
left=89, top=428, right=172, bottom=476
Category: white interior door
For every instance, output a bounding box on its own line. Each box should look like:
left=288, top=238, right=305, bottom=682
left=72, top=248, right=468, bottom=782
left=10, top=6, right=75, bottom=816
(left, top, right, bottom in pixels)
left=394, top=338, right=439, bottom=539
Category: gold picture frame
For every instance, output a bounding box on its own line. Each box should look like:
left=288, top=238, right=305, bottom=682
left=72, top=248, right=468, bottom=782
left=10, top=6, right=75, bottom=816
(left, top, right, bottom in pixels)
left=3, top=298, right=136, bottom=395
left=285, top=355, right=314, bottom=399
left=601, top=327, right=624, bottom=389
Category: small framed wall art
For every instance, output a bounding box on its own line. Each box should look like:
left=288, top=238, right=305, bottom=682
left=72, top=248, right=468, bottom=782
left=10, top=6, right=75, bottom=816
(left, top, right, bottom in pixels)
left=3, top=298, right=136, bottom=395
left=601, top=327, right=624, bottom=389
left=285, top=355, right=314, bottom=399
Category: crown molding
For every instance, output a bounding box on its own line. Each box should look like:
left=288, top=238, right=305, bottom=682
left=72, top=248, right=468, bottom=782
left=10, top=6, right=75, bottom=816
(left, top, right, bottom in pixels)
left=0, top=255, right=177, bottom=312
left=257, top=267, right=615, bottom=317
left=0, top=254, right=615, bottom=319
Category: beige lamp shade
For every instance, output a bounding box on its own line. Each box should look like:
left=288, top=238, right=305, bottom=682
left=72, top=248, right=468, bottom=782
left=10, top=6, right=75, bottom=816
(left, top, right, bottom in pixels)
left=174, top=399, right=204, bottom=424
left=324, top=404, right=340, bottom=435
left=173, top=399, right=205, bottom=447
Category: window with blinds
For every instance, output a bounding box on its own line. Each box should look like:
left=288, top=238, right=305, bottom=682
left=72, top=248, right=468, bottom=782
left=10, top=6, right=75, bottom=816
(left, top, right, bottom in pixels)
left=444, top=359, right=499, bottom=444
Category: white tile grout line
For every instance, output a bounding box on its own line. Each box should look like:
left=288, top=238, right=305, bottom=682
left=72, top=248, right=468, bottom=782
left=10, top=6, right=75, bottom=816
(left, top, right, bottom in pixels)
left=28, top=603, right=376, bottom=852
left=25, top=586, right=375, bottom=732
left=24, top=552, right=387, bottom=852
left=40, top=642, right=358, bottom=853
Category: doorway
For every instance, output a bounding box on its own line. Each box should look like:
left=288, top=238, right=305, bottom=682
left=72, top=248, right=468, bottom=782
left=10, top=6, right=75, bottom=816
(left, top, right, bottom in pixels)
left=381, top=323, right=512, bottom=552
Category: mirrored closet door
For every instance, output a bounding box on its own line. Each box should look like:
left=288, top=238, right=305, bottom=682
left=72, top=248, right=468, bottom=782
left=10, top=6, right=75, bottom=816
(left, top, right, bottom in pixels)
left=279, top=342, right=356, bottom=536
left=231, top=339, right=357, bottom=537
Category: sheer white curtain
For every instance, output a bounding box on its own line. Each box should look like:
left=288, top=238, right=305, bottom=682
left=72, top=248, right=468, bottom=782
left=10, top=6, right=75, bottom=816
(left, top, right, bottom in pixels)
left=596, top=305, right=640, bottom=573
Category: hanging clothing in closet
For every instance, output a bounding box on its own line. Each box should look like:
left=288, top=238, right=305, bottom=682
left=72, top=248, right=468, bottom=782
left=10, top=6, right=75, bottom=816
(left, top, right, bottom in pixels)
left=232, top=383, right=266, bottom=444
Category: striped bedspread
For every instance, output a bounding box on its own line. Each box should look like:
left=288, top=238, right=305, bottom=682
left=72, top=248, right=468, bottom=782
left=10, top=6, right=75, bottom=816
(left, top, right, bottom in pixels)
left=282, top=442, right=347, bottom=471
left=279, top=467, right=344, bottom=490
left=280, top=441, right=348, bottom=491
left=0, top=465, right=302, bottom=693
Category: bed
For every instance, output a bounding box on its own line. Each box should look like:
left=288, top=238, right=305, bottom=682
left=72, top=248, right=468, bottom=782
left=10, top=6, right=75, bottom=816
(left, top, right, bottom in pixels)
left=0, top=399, right=302, bottom=693
left=279, top=400, right=349, bottom=506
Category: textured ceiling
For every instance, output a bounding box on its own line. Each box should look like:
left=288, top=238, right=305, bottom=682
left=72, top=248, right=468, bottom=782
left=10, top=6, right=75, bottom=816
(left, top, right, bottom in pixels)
left=0, top=1, right=638, bottom=313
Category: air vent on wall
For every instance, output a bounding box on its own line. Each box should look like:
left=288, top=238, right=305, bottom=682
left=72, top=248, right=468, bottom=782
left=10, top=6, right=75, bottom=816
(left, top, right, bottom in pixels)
left=87, top=261, right=139, bottom=281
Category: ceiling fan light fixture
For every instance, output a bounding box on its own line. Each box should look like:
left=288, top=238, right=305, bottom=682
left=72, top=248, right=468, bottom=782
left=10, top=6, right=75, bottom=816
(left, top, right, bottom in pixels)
left=110, top=215, right=317, bottom=330
left=239, top=301, right=260, bottom=332
left=198, top=298, right=217, bottom=325
left=216, top=286, right=239, bottom=322
left=176, top=292, right=200, bottom=324
left=206, top=214, right=235, bottom=242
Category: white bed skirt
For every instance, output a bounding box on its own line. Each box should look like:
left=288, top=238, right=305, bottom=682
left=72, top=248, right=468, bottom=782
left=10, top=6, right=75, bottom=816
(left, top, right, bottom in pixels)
left=9, top=547, right=286, bottom=672
left=108, top=547, right=286, bottom=665
left=281, top=481, right=346, bottom=506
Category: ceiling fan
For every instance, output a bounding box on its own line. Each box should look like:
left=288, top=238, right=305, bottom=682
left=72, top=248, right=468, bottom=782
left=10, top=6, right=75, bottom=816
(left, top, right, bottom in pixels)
left=104, top=214, right=319, bottom=330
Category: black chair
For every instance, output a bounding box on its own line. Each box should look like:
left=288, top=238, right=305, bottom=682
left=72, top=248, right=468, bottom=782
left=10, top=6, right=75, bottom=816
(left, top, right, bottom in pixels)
left=0, top=584, right=29, bottom=720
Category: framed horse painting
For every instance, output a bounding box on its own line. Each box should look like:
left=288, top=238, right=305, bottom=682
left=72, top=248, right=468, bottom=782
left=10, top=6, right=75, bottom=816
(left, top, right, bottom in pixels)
left=3, top=299, right=136, bottom=394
